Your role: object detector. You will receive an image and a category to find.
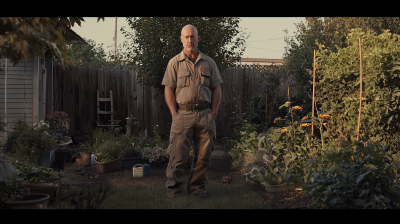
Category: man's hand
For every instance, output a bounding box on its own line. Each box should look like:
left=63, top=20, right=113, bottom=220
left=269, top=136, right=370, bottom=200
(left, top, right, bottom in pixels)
left=164, top=86, right=178, bottom=116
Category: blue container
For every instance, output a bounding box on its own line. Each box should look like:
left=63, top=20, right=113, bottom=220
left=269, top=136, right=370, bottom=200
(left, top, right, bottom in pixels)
left=122, top=156, right=142, bottom=168
left=143, top=164, right=151, bottom=176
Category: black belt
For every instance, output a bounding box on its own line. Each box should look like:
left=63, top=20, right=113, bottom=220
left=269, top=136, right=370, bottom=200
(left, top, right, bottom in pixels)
left=178, top=103, right=210, bottom=111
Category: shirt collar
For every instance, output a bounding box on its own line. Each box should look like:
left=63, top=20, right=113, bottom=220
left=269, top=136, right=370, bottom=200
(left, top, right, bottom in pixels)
left=178, top=49, right=206, bottom=62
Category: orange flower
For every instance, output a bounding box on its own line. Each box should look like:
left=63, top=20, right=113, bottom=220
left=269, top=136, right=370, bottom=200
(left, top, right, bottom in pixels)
left=285, top=102, right=291, bottom=105
left=273, top=117, right=281, bottom=123
left=292, top=106, right=303, bottom=111
left=259, top=134, right=263, bottom=136
left=301, top=116, right=309, bottom=121
left=281, top=128, right=289, bottom=134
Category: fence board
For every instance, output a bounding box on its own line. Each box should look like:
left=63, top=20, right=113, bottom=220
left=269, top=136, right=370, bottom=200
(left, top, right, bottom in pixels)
left=51, top=65, right=294, bottom=137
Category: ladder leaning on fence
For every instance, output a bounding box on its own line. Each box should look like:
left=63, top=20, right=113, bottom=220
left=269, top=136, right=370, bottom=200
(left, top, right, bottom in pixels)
left=96, top=90, right=121, bottom=132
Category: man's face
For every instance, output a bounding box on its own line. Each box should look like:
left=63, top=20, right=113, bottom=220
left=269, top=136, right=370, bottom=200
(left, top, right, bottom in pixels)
left=180, top=27, right=200, bottom=53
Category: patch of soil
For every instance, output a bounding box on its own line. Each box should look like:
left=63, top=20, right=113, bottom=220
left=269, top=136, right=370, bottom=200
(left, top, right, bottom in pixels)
left=55, top=139, right=310, bottom=209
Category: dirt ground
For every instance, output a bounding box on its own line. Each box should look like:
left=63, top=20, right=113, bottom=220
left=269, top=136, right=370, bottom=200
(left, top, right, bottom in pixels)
left=57, top=140, right=310, bottom=209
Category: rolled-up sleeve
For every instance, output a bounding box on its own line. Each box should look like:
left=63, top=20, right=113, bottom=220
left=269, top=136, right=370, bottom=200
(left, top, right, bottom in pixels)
left=209, top=59, right=223, bottom=89
left=161, top=59, right=177, bottom=89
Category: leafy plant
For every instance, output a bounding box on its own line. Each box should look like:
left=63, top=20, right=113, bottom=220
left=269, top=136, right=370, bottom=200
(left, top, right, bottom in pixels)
left=304, top=141, right=400, bottom=209
left=316, top=28, right=400, bottom=151
left=7, top=119, right=57, bottom=163
left=95, top=140, right=124, bottom=164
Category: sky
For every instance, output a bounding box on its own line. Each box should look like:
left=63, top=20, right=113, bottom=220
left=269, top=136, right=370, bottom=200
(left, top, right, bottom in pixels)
left=71, top=17, right=305, bottom=59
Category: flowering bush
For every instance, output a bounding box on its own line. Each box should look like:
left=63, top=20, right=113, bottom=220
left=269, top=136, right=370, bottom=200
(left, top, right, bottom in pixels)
left=140, top=145, right=169, bottom=163
left=45, top=111, right=70, bottom=134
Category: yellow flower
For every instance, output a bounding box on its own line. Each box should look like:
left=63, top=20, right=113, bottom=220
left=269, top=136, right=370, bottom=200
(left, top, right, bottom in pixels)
left=285, top=102, right=291, bottom=105
left=301, top=116, right=309, bottom=121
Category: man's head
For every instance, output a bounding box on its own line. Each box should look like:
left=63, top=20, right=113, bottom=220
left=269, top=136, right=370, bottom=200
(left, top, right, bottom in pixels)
left=180, top=24, right=200, bottom=54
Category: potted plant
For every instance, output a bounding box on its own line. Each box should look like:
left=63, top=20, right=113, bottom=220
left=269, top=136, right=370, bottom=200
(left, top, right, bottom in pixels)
left=7, top=119, right=57, bottom=168
left=45, top=111, right=71, bottom=140
left=140, top=145, right=169, bottom=169
left=117, top=134, right=142, bottom=168
left=94, top=139, right=124, bottom=173
left=15, top=163, right=65, bottom=199
left=74, top=141, right=94, bottom=166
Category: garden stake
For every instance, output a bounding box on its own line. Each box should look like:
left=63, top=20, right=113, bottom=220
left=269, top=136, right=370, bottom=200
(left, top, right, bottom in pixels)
left=312, top=49, right=316, bottom=135
left=357, top=37, right=363, bottom=142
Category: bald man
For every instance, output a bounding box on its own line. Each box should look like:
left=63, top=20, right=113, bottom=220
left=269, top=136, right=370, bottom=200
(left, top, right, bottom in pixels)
left=161, top=24, right=222, bottom=198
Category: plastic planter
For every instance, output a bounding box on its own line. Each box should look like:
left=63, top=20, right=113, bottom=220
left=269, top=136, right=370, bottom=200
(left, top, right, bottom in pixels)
left=122, top=156, right=142, bottom=168
left=95, top=157, right=122, bottom=173
left=4, top=194, right=50, bottom=209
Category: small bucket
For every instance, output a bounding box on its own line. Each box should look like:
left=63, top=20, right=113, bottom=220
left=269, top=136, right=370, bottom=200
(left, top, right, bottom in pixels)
left=133, top=164, right=143, bottom=177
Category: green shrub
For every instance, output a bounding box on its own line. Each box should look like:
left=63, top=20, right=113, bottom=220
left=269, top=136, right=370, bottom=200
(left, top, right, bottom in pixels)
left=7, top=119, right=57, bottom=163
left=316, top=28, right=400, bottom=149
left=304, top=141, right=400, bottom=209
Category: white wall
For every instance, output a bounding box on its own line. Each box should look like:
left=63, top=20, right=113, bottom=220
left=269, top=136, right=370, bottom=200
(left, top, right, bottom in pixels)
left=0, top=55, right=35, bottom=141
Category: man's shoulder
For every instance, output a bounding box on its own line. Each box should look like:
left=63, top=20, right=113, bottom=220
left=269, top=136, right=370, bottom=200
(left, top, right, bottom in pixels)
left=200, top=52, right=217, bottom=66
left=168, top=51, right=184, bottom=65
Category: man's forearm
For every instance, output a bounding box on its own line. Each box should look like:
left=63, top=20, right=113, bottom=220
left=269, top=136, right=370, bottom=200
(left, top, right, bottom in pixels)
left=164, top=86, right=177, bottom=116
left=211, top=85, right=221, bottom=115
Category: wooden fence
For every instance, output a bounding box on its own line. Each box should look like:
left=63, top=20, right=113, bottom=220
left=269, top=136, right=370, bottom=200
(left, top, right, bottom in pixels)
left=51, top=65, right=294, bottom=138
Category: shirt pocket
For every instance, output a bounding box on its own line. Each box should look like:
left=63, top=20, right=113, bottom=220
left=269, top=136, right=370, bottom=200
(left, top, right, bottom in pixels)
left=201, top=69, right=211, bottom=87
left=177, top=69, right=191, bottom=87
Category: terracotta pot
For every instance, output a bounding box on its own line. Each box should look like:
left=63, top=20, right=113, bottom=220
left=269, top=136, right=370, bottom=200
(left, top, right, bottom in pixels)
left=95, top=157, right=122, bottom=173
left=76, top=152, right=91, bottom=165
left=4, top=193, right=50, bottom=209
left=261, top=182, right=296, bottom=193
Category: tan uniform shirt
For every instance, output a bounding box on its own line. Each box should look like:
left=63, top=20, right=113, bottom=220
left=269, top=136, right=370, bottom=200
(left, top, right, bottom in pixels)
left=161, top=50, right=223, bottom=105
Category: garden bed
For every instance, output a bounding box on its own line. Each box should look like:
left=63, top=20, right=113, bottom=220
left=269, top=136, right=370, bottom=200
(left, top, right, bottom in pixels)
left=50, top=139, right=310, bottom=209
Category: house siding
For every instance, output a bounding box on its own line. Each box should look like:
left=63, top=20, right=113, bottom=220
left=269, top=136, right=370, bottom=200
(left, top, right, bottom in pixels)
left=0, top=55, right=35, bottom=140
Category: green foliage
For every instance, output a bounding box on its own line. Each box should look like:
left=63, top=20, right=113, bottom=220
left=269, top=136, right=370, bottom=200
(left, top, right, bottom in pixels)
left=121, top=17, right=249, bottom=92
left=13, top=163, right=64, bottom=183
left=283, top=17, right=400, bottom=117
left=244, top=93, right=266, bottom=125
left=316, top=28, right=400, bottom=149
left=304, top=141, right=400, bottom=209
left=7, top=119, right=57, bottom=163
left=0, top=175, right=28, bottom=208
left=0, top=17, right=85, bottom=68
left=95, top=139, right=124, bottom=164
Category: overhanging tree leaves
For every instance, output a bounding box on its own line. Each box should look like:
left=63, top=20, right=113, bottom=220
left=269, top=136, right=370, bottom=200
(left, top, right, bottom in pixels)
left=0, top=17, right=105, bottom=68
left=121, top=17, right=249, bottom=92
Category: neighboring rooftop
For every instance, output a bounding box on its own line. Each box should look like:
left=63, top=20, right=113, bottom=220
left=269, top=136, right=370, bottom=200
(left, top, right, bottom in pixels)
left=238, top=58, right=284, bottom=66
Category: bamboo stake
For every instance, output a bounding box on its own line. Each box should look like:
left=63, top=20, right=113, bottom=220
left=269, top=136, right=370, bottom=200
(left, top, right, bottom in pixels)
left=357, top=37, right=363, bottom=142
left=312, top=50, right=316, bottom=135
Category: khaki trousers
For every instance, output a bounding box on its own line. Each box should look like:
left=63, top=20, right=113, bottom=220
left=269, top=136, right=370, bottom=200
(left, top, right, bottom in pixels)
left=166, top=107, right=216, bottom=196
